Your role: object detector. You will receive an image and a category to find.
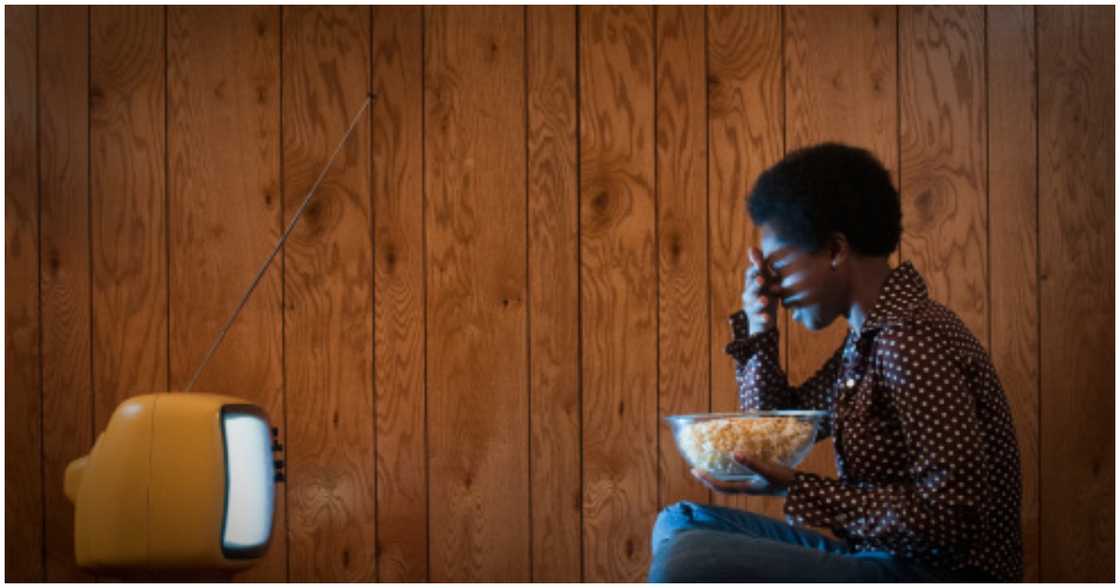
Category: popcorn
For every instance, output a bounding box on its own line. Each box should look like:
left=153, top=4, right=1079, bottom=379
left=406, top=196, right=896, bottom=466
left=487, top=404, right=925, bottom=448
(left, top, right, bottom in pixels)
left=677, top=416, right=815, bottom=474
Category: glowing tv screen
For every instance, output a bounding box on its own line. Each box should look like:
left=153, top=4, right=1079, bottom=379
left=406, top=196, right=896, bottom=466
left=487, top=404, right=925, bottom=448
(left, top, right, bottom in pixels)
left=220, top=406, right=275, bottom=558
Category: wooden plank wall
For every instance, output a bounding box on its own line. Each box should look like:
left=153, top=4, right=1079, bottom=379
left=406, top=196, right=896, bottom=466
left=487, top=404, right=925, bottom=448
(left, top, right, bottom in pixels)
left=988, top=6, right=1040, bottom=581
left=38, top=5, right=92, bottom=582
left=526, top=6, right=582, bottom=582
left=425, top=6, right=530, bottom=580
left=282, top=6, right=376, bottom=581
left=5, top=5, right=42, bottom=582
left=370, top=6, right=427, bottom=582
left=1037, top=6, right=1115, bottom=582
left=579, top=7, right=658, bottom=581
left=5, top=6, right=1113, bottom=582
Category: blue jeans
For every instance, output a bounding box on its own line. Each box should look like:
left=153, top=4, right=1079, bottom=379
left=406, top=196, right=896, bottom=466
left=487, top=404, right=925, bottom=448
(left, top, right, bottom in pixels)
left=649, top=501, right=979, bottom=582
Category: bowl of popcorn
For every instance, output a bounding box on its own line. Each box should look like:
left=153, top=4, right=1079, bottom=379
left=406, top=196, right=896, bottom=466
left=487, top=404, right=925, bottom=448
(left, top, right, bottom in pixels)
left=665, top=411, right=828, bottom=483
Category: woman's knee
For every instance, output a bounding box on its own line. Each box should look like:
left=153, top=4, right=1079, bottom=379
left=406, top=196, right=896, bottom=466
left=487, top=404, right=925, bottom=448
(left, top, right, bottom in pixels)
left=655, top=500, right=703, bottom=528
left=648, top=529, right=697, bottom=582
left=648, top=529, right=735, bottom=582
left=651, top=501, right=704, bottom=555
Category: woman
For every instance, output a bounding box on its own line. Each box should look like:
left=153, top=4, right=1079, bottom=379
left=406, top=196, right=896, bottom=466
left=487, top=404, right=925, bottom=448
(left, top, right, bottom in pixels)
left=648, top=143, right=1022, bottom=582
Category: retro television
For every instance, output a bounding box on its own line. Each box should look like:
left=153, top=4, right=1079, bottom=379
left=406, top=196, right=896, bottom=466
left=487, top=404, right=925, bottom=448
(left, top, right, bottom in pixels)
left=64, top=393, right=284, bottom=573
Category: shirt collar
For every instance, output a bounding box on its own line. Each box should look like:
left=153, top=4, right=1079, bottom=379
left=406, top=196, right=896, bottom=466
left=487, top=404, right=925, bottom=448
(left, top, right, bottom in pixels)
left=855, top=260, right=929, bottom=335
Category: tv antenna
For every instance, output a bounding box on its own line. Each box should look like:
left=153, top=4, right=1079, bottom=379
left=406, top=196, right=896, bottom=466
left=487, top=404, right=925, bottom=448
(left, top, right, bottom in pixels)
left=183, top=93, right=376, bottom=393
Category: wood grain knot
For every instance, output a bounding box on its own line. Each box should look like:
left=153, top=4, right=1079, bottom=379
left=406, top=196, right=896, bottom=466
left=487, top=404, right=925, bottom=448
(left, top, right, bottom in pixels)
left=871, top=71, right=884, bottom=93
left=914, top=189, right=938, bottom=226
left=668, top=233, right=683, bottom=260
left=304, top=200, right=323, bottom=223
left=383, top=244, right=398, bottom=270
left=592, top=191, right=609, bottom=213
left=47, top=250, right=61, bottom=274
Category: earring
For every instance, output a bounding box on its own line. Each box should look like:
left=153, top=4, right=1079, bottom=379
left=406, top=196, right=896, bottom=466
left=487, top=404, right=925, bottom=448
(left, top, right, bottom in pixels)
left=831, top=261, right=838, bottom=271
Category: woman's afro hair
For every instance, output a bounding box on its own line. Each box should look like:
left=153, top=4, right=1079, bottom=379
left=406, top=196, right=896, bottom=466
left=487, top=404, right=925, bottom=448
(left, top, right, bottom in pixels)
left=747, top=142, right=901, bottom=257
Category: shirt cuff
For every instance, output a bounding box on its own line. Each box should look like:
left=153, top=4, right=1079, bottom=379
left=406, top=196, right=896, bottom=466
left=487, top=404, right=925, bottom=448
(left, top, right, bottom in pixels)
left=724, top=311, right=778, bottom=363
left=729, top=309, right=752, bottom=339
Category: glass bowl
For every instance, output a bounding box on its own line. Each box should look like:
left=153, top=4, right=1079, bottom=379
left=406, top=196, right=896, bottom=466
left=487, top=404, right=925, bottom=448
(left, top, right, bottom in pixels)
left=665, top=411, right=829, bottom=484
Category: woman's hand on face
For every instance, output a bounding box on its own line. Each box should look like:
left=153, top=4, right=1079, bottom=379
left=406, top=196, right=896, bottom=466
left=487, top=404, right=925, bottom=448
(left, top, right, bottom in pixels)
left=690, top=453, right=798, bottom=496
left=742, top=246, right=782, bottom=335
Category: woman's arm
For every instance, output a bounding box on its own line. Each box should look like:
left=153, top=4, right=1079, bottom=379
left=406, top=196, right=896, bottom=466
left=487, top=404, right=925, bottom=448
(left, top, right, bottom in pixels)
left=724, top=310, right=844, bottom=439
left=780, top=322, right=986, bottom=561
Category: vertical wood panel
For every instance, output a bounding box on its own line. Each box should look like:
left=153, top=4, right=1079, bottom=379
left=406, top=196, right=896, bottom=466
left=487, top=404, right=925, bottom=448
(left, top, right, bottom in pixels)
left=706, top=5, right=783, bottom=515
left=90, top=5, right=167, bottom=440
left=4, top=5, right=43, bottom=582
left=39, top=6, right=93, bottom=581
left=1038, top=6, right=1115, bottom=582
left=987, top=6, right=1039, bottom=582
left=782, top=5, right=898, bottom=523
left=655, top=5, right=710, bottom=510
left=425, top=6, right=530, bottom=580
left=579, top=6, right=657, bottom=581
left=167, top=6, right=286, bottom=581
left=371, top=6, right=427, bottom=582
left=527, top=5, right=582, bottom=582
left=899, top=6, right=988, bottom=344
left=282, top=6, right=375, bottom=581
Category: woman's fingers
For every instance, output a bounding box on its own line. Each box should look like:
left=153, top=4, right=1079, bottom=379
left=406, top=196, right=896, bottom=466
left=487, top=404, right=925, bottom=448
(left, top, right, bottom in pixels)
left=690, top=468, right=749, bottom=494
left=745, top=248, right=784, bottom=286
left=747, top=254, right=767, bottom=282
left=745, top=287, right=782, bottom=310
left=689, top=468, right=778, bottom=495
left=742, top=274, right=758, bottom=297
left=748, top=246, right=763, bottom=268
left=745, top=275, right=781, bottom=300
left=742, top=247, right=783, bottom=332
left=732, top=453, right=798, bottom=488
left=744, top=282, right=765, bottom=304
left=742, top=294, right=769, bottom=316
left=744, top=267, right=764, bottom=296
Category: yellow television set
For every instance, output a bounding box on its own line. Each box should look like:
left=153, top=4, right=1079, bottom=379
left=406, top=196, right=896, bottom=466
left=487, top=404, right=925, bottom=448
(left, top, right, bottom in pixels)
left=64, top=392, right=283, bottom=573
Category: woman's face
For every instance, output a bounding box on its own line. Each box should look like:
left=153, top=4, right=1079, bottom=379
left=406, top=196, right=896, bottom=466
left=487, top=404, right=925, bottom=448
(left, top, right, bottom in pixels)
left=759, top=224, right=848, bottom=331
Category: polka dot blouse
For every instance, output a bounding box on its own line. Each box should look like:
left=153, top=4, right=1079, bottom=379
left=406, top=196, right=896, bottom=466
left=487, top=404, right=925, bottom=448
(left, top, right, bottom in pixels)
left=725, top=260, right=1023, bottom=581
